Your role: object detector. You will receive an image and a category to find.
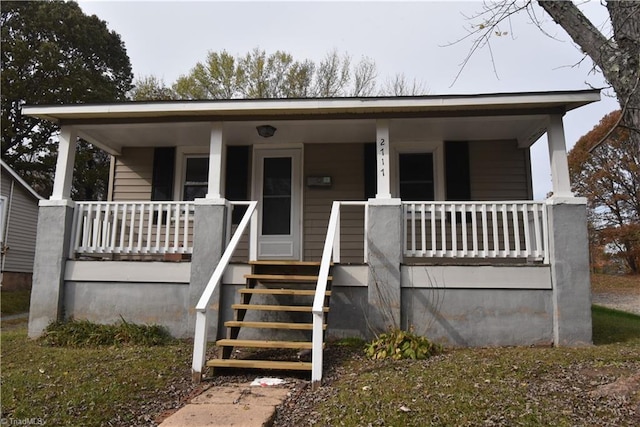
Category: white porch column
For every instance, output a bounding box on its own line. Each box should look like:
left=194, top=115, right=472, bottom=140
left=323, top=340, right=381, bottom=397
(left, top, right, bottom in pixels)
left=375, top=119, right=392, bottom=199
left=50, top=126, right=78, bottom=200
left=206, top=122, right=223, bottom=200
left=547, top=114, right=573, bottom=198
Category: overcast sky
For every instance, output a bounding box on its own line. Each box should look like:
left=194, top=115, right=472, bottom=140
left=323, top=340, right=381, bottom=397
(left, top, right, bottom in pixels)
left=78, top=0, right=619, bottom=199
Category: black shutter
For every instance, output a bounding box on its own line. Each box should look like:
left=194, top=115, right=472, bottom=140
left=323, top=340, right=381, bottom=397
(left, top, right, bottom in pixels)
left=151, top=147, right=175, bottom=201
left=445, top=141, right=471, bottom=201
left=364, top=142, right=377, bottom=199
left=225, top=146, right=250, bottom=224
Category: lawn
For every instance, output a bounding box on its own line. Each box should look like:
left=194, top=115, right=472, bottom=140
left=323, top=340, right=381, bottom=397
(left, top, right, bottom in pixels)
left=1, top=290, right=31, bottom=316
left=0, top=326, right=199, bottom=426
left=276, top=303, right=640, bottom=426
left=1, top=275, right=639, bottom=426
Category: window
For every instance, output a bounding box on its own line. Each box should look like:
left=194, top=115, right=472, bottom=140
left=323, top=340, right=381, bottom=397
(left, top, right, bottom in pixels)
left=183, top=156, right=209, bottom=201
left=398, top=152, right=434, bottom=201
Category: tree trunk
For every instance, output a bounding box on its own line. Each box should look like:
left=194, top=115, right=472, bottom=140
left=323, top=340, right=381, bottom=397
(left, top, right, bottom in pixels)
left=538, top=1, right=640, bottom=149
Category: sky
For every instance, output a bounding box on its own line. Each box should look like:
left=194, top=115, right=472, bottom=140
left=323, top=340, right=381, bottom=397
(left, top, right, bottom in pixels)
left=77, top=0, right=620, bottom=199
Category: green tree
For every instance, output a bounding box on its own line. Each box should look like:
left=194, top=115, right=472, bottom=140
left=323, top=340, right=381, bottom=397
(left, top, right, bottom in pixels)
left=130, top=75, right=177, bottom=101
left=171, top=47, right=424, bottom=100
left=1, top=0, right=133, bottom=199
left=568, top=111, right=640, bottom=274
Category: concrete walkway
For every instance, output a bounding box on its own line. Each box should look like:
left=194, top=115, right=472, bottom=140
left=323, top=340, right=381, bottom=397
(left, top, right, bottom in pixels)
left=158, top=382, right=291, bottom=427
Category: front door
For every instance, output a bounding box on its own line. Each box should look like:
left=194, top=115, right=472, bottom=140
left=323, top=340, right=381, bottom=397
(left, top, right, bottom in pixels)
left=253, top=148, right=302, bottom=260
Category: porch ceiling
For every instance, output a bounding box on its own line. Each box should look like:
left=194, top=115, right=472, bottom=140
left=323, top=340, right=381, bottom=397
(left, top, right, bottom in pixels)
left=72, top=115, right=550, bottom=155
left=23, top=90, right=600, bottom=155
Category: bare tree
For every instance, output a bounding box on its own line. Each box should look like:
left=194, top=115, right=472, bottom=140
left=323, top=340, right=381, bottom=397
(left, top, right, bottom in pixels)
left=453, top=1, right=639, bottom=152
left=380, top=73, right=429, bottom=96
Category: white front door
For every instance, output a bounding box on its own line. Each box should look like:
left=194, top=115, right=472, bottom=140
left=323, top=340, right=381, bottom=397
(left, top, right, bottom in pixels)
left=253, top=148, right=302, bottom=260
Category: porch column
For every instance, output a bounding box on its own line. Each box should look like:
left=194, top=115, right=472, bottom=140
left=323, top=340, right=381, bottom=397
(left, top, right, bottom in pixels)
left=28, top=125, right=78, bottom=336
left=366, top=199, right=403, bottom=335
left=546, top=114, right=572, bottom=198
left=367, top=119, right=402, bottom=334
left=206, top=122, right=223, bottom=200
left=188, top=199, right=228, bottom=339
left=547, top=197, right=592, bottom=346
left=375, top=119, right=392, bottom=199
left=50, top=126, right=78, bottom=201
left=189, top=122, right=227, bottom=340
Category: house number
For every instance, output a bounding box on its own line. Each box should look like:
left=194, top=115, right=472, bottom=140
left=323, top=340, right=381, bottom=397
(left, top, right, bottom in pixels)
left=379, top=137, right=386, bottom=176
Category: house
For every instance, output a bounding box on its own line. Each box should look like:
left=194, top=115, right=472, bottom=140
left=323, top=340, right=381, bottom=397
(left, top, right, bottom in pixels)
left=23, top=90, right=598, bottom=386
left=1, top=159, right=43, bottom=290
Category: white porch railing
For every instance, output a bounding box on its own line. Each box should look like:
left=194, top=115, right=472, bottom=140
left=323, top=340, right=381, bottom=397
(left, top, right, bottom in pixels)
left=70, top=201, right=195, bottom=257
left=191, top=201, right=257, bottom=381
left=402, top=201, right=549, bottom=263
left=311, top=201, right=367, bottom=389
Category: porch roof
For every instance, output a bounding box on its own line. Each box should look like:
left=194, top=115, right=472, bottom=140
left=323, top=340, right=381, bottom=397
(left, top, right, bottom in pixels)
left=23, top=89, right=600, bottom=155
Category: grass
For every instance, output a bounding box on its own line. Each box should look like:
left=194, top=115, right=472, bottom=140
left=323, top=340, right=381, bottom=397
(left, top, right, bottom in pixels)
left=0, top=290, right=31, bottom=316
left=0, top=324, right=197, bottom=426
left=592, top=304, right=640, bottom=344
left=302, top=310, right=640, bottom=427
left=591, top=273, right=640, bottom=294
left=1, top=275, right=638, bottom=426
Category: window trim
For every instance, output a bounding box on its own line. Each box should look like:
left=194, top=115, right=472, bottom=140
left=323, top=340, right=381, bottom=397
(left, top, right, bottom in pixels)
left=173, top=146, right=211, bottom=201
left=391, top=141, right=445, bottom=201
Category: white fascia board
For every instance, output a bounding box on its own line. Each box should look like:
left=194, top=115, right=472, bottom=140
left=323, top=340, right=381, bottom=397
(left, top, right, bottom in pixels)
left=0, top=159, right=44, bottom=200
left=22, top=90, right=601, bottom=122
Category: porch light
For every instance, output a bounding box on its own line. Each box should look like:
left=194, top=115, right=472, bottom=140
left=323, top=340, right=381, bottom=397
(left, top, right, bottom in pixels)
left=256, top=124, right=277, bottom=138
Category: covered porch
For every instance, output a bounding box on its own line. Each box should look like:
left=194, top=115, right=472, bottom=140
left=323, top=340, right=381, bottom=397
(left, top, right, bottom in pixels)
left=24, top=91, right=598, bottom=386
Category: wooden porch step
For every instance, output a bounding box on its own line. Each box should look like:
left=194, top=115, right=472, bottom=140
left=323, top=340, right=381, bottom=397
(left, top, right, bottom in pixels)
left=249, top=260, right=325, bottom=266
left=239, top=288, right=331, bottom=296
left=231, top=304, right=329, bottom=312
left=224, top=320, right=326, bottom=330
left=206, top=359, right=312, bottom=371
left=245, top=274, right=331, bottom=282
left=216, top=339, right=314, bottom=349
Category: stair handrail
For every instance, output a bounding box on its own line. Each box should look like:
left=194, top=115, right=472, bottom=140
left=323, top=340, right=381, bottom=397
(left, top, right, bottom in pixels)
left=191, top=200, right=257, bottom=382
left=311, top=201, right=341, bottom=390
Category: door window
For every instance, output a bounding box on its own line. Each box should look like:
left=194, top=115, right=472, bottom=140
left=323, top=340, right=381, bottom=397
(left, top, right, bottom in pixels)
left=261, top=157, right=292, bottom=235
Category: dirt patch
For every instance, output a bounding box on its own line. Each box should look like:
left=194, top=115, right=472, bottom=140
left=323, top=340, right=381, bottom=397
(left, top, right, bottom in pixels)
left=590, top=372, right=640, bottom=400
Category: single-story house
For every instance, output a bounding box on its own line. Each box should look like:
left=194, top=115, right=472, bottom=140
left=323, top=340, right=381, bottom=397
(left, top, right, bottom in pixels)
left=23, top=90, right=597, bottom=386
left=1, top=159, right=43, bottom=290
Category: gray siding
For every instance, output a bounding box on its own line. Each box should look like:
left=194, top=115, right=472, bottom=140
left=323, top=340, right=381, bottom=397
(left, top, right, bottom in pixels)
left=111, top=147, right=154, bottom=201
left=469, top=140, right=532, bottom=200
left=1, top=169, right=40, bottom=273
left=304, top=143, right=366, bottom=263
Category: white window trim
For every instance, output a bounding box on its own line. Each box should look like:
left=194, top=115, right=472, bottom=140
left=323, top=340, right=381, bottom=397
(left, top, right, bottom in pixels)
left=391, top=141, right=445, bottom=201
left=173, top=146, right=213, bottom=201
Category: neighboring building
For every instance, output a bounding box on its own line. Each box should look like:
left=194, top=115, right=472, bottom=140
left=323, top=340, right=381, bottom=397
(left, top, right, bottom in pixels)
left=1, top=159, right=43, bottom=290
left=23, top=91, right=597, bottom=384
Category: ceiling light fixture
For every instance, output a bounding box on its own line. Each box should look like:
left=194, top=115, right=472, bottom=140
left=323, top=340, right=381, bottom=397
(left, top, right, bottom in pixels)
left=256, top=124, right=277, bottom=138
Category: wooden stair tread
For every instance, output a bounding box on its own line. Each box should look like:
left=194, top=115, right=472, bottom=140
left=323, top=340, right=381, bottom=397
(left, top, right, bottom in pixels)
left=249, top=260, right=327, bottom=266
left=245, top=274, right=332, bottom=282
left=216, top=339, right=315, bottom=349
left=224, top=320, right=326, bottom=330
left=206, top=359, right=312, bottom=370
left=232, top=304, right=329, bottom=312
left=239, top=288, right=330, bottom=296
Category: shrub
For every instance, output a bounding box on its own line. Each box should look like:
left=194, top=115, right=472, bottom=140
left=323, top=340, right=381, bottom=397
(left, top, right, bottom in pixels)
left=41, top=317, right=173, bottom=347
left=365, top=328, right=442, bottom=360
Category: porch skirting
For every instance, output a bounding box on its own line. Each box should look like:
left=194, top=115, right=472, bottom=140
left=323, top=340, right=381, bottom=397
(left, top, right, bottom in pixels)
left=57, top=262, right=555, bottom=346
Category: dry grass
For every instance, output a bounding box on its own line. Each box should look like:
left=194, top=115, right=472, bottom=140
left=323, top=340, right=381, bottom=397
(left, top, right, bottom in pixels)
left=591, top=273, right=640, bottom=295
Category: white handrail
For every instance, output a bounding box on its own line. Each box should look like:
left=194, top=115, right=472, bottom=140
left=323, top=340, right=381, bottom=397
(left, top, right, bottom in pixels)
left=191, top=201, right=257, bottom=381
left=311, top=201, right=340, bottom=390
